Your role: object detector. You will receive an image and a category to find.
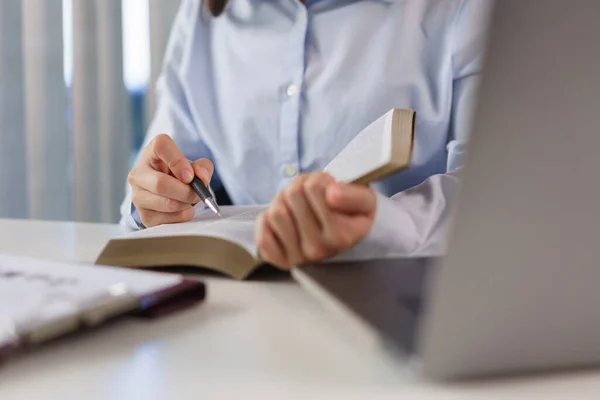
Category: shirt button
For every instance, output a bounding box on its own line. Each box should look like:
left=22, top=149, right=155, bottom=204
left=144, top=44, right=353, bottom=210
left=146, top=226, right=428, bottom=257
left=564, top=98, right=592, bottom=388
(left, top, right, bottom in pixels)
left=286, top=84, right=298, bottom=97
left=284, top=164, right=297, bottom=177
left=298, top=10, right=306, bottom=22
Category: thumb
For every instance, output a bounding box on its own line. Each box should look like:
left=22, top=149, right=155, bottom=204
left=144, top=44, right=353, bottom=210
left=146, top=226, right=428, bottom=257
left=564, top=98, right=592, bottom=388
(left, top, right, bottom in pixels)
left=325, top=182, right=376, bottom=214
left=190, top=158, right=214, bottom=185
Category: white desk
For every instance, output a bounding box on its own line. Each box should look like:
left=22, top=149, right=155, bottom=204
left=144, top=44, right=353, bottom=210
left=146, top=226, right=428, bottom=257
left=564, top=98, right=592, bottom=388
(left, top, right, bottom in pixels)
left=1, top=219, right=599, bottom=400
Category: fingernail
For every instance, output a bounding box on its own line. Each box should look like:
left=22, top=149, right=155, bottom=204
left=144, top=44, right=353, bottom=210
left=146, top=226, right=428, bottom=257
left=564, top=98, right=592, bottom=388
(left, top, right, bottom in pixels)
left=199, top=167, right=211, bottom=183
left=326, top=183, right=344, bottom=205
left=330, top=183, right=344, bottom=197
left=182, top=169, right=194, bottom=183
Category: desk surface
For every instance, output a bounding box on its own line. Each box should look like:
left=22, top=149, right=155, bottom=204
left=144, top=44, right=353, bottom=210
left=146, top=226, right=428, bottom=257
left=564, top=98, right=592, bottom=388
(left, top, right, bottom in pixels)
left=1, top=219, right=599, bottom=400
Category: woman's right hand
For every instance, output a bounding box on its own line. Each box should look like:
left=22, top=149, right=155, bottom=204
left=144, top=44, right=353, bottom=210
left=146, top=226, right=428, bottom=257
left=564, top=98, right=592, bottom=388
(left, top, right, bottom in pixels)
left=128, top=134, right=214, bottom=228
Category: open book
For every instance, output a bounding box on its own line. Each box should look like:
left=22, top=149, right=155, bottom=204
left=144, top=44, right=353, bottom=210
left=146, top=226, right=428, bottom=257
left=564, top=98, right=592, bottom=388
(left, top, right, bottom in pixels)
left=96, top=109, right=416, bottom=279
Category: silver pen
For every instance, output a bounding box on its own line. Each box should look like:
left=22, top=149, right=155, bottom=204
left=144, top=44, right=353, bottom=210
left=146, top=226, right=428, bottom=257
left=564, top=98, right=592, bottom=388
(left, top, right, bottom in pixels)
left=189, top=175, right=222, bottom=217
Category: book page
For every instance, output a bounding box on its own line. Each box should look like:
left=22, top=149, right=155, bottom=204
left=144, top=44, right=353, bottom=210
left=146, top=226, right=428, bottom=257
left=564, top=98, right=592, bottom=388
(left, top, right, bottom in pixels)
left=323, top=110, right=391, bottom=183
left=127, top=205, right=267, bottom=257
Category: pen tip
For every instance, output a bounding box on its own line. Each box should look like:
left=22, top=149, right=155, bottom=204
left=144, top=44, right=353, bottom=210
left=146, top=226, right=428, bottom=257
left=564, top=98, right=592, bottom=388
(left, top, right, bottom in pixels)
left=204, top=198, right=222, bottom=217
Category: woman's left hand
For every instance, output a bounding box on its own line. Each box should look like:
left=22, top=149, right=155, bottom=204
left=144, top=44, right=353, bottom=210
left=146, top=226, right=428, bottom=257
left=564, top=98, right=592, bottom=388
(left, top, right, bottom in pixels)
left=256, top=172, right=377, bottom=269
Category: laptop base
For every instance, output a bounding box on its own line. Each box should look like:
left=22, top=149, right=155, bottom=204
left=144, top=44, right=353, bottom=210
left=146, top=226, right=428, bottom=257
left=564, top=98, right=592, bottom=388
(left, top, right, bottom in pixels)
left=293, top=258, right=436, bottom=354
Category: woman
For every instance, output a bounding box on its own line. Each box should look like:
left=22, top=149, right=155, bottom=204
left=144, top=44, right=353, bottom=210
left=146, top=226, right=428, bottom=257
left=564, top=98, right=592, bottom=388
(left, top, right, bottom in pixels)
left=122, top=0, right=492, bottom=268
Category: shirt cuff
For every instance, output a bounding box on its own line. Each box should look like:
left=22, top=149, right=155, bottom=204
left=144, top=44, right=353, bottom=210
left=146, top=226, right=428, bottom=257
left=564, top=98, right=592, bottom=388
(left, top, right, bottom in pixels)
left=329, top=193, right=422, bottom=262
left=365, top=192, right=422, bottom=254
left=130, top=204, right=145, bottom=230
left=119, top=201, right=144, bottom=232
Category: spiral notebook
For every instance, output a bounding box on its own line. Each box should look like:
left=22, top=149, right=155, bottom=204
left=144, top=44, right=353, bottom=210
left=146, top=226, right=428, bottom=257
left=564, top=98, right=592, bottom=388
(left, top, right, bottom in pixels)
left=0, top=254, right=205, bottom=364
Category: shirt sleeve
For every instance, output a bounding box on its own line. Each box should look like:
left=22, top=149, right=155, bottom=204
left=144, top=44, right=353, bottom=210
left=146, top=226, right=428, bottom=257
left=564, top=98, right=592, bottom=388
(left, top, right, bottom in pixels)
left=354, top=0, right=493, bottom=256
left=119, top=0, right=214, bottom=231
left=335, top=171, right=461, bottom=261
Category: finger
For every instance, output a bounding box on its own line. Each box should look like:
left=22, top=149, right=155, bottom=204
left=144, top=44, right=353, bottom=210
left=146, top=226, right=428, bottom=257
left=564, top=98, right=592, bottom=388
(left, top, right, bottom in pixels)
left=267, top=193, right=303, bottom=266
left=303, top=173, right=337, bottom=245
left=138, top=207, right=195, bottom=228
left=190, top=158, right=215, bottom=185
left=131, top=189, right=190, bottom=213
left=148, top=134, right=194, bottom=183
left=256, top=213, right=288, bottom=269
left=332, top=212, right=375, bottom=248
left=320, top=212, right=370, bottom=251
left=284, top=177, right=328, bottom=261
left=325, top=182, right=377, bottom=214
left=129, top=167, right=199, bottom=204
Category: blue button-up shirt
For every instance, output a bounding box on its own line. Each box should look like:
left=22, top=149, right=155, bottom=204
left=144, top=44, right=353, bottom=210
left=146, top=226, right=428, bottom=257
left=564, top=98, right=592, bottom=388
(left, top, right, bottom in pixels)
left=122, top=0, right=492, bottom=255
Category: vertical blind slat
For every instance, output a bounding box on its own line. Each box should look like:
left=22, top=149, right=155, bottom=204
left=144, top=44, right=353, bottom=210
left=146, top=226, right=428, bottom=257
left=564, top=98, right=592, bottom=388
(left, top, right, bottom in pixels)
left=96, top=0, right=131, bottom=223
left=146, top=0, right=181, bottom=127
left=72, top=0, right=101, bottom=222
left=0, top=0, right=28, bottom=218
left=22, top=0, right=72, bottom=220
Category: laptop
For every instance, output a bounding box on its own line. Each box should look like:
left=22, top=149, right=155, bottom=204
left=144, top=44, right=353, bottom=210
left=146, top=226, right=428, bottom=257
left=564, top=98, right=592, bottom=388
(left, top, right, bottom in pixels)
left=292, top=0, right=600, bottom=380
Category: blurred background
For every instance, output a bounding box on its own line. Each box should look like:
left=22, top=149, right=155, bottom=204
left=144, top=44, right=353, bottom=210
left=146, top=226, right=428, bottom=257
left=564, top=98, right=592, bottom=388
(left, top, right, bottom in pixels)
left=0, top=0, right=180, bottom=223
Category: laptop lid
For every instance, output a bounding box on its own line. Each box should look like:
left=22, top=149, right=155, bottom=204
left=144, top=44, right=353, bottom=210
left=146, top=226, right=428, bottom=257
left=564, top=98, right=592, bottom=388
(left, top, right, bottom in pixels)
left=419, top=0, right=600, bottom=380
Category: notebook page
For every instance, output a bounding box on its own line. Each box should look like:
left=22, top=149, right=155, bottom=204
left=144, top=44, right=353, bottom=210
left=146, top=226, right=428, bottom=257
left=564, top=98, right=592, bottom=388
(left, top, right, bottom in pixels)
left=127, top=205, right=266, bottom=257
left=0, top=254, right=182, bottom=342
